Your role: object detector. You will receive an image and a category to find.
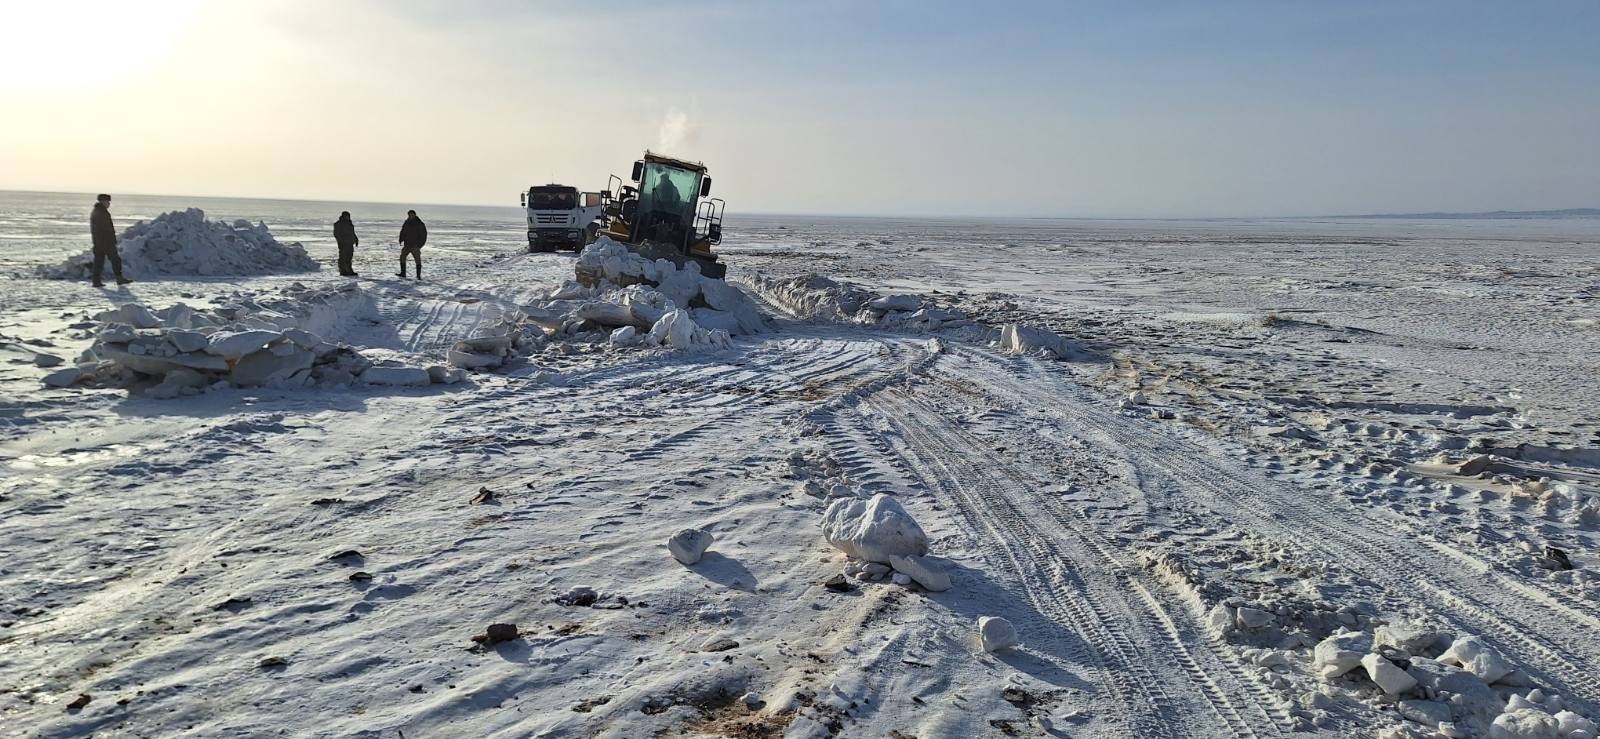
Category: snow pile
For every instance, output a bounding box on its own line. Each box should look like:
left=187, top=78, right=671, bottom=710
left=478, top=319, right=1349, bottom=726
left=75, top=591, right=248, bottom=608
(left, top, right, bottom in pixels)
left=44, top=285, right=456, bottom=396
left=744, top=272, right=974, bottom=333
left=37, top=208, right=318, bottom=279
left=445, top=240, right=767, bottom=370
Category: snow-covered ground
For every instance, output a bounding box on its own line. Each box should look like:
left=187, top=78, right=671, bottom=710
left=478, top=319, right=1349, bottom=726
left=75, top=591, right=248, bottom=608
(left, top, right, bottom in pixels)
left=3, top=191, right=1598, bottom=738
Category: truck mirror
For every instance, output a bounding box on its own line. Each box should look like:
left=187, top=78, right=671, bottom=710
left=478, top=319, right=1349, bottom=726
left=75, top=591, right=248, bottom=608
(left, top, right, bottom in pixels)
left=631, top=161, right=644, bottom=182
left=520, top=192, right=526, bottom=207
left=700, top=177, right=712, bottom=197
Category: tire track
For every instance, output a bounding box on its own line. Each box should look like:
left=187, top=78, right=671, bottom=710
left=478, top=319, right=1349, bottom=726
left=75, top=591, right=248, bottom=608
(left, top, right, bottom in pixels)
left=862, top=392, right=1199, bottom=738
left=940, top=343, right=1600, bottom=713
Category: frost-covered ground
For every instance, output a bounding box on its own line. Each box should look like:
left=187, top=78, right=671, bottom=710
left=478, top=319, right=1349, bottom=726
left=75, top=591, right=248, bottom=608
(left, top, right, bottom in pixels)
left=2, top=191, right=1598, bottom=738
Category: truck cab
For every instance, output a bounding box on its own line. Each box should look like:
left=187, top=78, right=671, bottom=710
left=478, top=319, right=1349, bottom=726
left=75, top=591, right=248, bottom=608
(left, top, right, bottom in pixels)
left=521, top=184, right=604, bottom=252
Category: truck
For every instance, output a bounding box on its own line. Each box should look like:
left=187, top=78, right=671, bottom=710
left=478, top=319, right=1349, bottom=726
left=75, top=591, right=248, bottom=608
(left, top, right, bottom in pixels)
left=520, top=184, right=604, bottom=253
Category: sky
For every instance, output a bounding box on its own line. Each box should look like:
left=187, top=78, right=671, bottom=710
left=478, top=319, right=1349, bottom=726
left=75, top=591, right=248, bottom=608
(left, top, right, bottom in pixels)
left=1, top=0, right=1597, bottom=218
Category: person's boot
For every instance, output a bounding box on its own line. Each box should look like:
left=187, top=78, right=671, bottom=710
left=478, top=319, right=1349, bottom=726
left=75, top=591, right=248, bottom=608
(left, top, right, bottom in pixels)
left=116, top=276, right=133, bottom=285
left=92, top=279, right=105, bottom=288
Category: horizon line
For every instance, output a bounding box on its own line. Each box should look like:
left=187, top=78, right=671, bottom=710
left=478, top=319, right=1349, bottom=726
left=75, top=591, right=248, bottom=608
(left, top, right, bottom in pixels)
left=2, top=187, right=1595, bottom=223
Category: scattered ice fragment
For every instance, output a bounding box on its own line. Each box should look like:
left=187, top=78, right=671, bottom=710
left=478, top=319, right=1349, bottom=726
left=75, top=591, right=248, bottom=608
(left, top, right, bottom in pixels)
left=667, top=528, right=714, bottom=565
left=979, top=616, right=1019, bottom=652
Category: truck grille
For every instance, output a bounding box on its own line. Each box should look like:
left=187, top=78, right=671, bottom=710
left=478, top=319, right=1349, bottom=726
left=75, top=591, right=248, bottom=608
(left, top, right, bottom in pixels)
left=534, top=214, right=571, bottom=225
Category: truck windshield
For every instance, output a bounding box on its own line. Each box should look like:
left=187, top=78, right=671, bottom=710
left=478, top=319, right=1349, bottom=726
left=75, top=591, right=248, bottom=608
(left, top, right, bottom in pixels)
left=528, top=190, right=577, bottom=209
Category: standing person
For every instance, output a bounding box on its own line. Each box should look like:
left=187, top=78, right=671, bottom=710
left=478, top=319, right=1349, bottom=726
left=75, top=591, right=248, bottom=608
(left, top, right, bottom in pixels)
left=89, top=194, right=132, bottom=287
left=333, top=211, right=359, bottom=276
left=397, top=209, right=426, bottom=280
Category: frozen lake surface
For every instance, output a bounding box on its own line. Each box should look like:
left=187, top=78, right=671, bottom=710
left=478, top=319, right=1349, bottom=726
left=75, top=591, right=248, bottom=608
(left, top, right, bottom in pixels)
left=2, top=190, right=1598, bottom=737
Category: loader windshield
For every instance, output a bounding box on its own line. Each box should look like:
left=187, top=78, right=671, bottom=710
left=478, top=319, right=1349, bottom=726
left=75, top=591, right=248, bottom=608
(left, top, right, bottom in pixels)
left=636, top=163, right=699, bottom=245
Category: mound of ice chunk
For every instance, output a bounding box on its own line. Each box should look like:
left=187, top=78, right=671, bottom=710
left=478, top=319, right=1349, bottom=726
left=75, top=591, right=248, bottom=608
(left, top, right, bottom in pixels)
left=1555, top=711, right=1597, bottom=736
left=1314, top=630, right=1372, bottom=679
left=1374, top=621, right=1446, bottom=655
left=822, top=494, right=929, bottom=564
left=206, top=330, right=285, bottom=359
left=868, top=294, right=921, bottom=312
left=1361, top=653, right=1418, bottom=696
left=645, top=309, right=731, bottom=350
left=1001, top=323, right=1084, bottom=360
left=1491, top=708, right=1560, bottom=739
left=978, top=616, right=1019, bottom=652
left=42, top=367, right=83, bottom=388
left=1440, top=636, right=1513, bottom=684
left=55, top=286, right=448, bottom=396
left=667, top=528, right=715, bottom=565
left=36, top=208, right=317, bottom=279
left=573, top=239, right=764, bottom=332
left=743, top=273, right=871, bottom=320
left=361, top=366, right=432, bottom=387
left=889, top=554, right=951, bottom=591
left=230, top=344, right=314, bottom=386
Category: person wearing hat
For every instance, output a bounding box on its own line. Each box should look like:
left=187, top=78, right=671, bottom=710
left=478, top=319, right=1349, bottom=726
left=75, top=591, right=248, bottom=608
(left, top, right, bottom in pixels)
left=333, top=211, right=359, bottom=276
left=89, top=193, right=131, bottom=287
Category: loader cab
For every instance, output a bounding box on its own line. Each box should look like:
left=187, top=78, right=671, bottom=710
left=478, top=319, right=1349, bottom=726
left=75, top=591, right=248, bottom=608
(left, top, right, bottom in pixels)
left=596, top=151, right=726, bottom=278
left=636, top=161, right=703, bottom=247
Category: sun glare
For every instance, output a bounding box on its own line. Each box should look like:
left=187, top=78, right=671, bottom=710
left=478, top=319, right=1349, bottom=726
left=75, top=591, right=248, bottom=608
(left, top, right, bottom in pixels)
left=0, top=0, right=200, bottom=93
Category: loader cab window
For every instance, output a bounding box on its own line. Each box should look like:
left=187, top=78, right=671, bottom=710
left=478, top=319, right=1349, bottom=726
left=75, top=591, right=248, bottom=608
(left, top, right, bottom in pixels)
left=637, top=164, right=700, bottom=246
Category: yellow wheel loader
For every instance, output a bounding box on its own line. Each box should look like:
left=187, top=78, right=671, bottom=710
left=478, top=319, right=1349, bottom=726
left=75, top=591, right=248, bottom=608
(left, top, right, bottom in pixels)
left=590, top=151, right=727, bottom=281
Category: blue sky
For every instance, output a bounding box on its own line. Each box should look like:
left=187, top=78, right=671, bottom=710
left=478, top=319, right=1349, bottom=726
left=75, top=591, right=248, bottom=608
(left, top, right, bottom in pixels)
left=2, top=1, right=1596, bottom=216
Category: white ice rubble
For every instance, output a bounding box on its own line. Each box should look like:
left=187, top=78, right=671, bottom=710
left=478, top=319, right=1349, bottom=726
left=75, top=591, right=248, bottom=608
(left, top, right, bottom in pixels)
left=1305, top=624, right=1598, bottom=736
left=744, top=273, right=970, bottom=333
left=444, top=240, right=769, bottom=370
left=978, top=616, right=1020, bottom=653
left=822, top=493, right=930, bottom=564
left=744, top=271, right=1087, bottom=359
left=36, top=208, right=317, bottom=279
left=667, top=528, right=715, bottom=566
left=43, top=284, right=453, bottom=396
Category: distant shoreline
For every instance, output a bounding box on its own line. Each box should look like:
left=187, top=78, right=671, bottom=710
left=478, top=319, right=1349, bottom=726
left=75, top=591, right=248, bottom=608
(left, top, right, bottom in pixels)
left=1325, top=208, right=1600, bottom=220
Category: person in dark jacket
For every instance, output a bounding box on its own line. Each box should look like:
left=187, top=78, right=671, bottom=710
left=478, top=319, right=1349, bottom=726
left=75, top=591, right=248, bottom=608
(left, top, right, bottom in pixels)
left=333, top=211, right=359, bottom=276
left=89, top=194, right=131, bottom=287
left=397, top=209, right=426, bottom=280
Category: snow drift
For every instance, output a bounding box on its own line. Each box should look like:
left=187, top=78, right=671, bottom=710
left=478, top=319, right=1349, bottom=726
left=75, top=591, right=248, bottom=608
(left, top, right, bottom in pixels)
left=37, top=208, right=318, bottom=279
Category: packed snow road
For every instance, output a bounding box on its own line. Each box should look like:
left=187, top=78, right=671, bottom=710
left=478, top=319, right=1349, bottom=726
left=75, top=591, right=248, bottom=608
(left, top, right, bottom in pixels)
left=4, top=197, right=1599, bottom=737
